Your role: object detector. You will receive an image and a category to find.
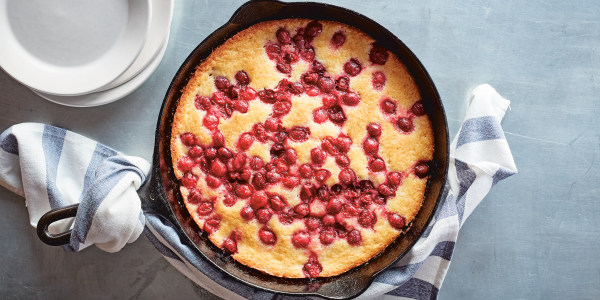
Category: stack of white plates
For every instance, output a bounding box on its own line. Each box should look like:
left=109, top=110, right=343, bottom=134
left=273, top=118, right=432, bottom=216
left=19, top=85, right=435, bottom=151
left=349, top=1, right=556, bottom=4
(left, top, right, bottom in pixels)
left=0, top=0, right=174, bottom=107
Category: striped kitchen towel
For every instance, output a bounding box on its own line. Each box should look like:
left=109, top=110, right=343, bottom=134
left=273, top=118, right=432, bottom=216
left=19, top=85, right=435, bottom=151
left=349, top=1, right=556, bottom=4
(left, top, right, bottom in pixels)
left=143, top=84, right=518, bottom=299
left=0, top=124, right=150, bottom=252
left=0, top=83, right=516, bottom=299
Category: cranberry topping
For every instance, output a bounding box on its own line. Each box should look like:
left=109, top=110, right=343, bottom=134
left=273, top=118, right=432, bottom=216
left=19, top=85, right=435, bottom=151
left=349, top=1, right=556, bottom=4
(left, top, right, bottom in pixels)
left=305, top=217, right=321, bottom=231
left=288, top=82, right=304, bottom=95
left=238, top=133, right=254, bottom=150
left=336, top=76, right=350, bottom=91
left=347, top=229, right=362, bottom=246
left=204, top=217, right=220, bottom=234
left=322, top=95, right=337, bottom=108
left=317, top=76, right=335, bottom=93
left=259, top=227, right=277, bottom=245
left=232, top=152, right=247, bottom=170
left=303, top=254, right=322, bottom=278
left=258, top=89, right=277, bottom=104
left=303, top=72, right=319, bottom=84
left=223, top=194, right=237, bottom=207
left=342, top=92, right=361, bottom=106
left=266, top=171, right=281, bottom=183
left=205, top=175, right=221, bottom=188
left=235, top=184, right=253, bottom=198
left=203, top=114, right=219, bottom=129
left=369, top=158, right=386, bottom=172
left=283, top=175, right=300, bottom=188
left=359, top=194, right=373, bottom=206
left=195, top=95, right=211, bottom=110
left=300, top=47, right=315, bottom=61
left=264, top=117, right=280, bottom=132
left=331, top=31, right=346, bottom=48
left=300, top=185, right=314, bottom=201
left=269, top=195, right=286, bottom=211
left=181, top=173, right=197, bottom=188
left=292, top=231, right=310, bottom=248
left=358, top=209, right=376, bottom=228
left=217, top=147, right=232, bottom=161
left=412, top=101, right=426, bottom=116
left=256, top=208, right=273, bottom=224
left=276, top=62, right=292, bottom=74
left=322, top=214, right=336, bottom=226
left=414, top=161, right=429, bottom=178
left=289, top=126, right=310, bottom=142
left=180, top=132, right=197, bottom=146
left=388, top=213, right=406, bottom=229
left=234, top=71, right=250, bottom=85
left=240, top=206, right=254, bottom=221
left=196, top=202, right=213, bottom=216
left=310, top=148, right=327, bottom=165
left=319, top=228, right=336, bottom=245
left=273, top=99, right=292, bottom=116
left=304, top=20, right=323, bottom=39
left=327, top=197, right=343, bottom=214
left=276, top=28, right=291, bottom=44
left=366, top=123, right=382, bottom=137
left=397, top=117, right=414, bottom=132
left=233, top=100, right=249, bottom=113
left=313, top=108, right=328, bottom=123
left=210, top=160, right=227, bottom=177
left=265, top=43, right=281, bottom=59
left=222, top=238, right=237, bottom=253
left=214, top=76, right=231, bottom=91
left=338, top=168, right=356, bottom=185
left=363, top=138, right=379, bottom=154
left=328, top=105, right=347, bottom=124
left=344, top=58, right=362, bottom=76
left=309, top=201, right=326, bottom=218
left=369, top=43, right=389, bottom=65
left=372, top=71, right=386, bottom=90
left=250, top=191, right=268, bottom=209
left=387, top=171, right=402, bottom=186
left=380, top=99, right=397, bottom=114
left=335, top=155, right=350, bottom=167
left=177, top=157, right=193, bottom=172
left=335, top=135, right=352, bottom=153
left=378, top=184, right=395, bottom=197
left=315, top=169, right=331, bottom=183
left=187, top=190, right=203, bottom=204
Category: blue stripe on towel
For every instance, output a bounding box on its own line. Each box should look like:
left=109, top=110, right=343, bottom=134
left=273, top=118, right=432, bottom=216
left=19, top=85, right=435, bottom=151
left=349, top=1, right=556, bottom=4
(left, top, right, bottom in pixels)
left=42, top=125, right=68, bottom=209
left=0, top=128, right=18, bottom=155
left=78, top=143, right=117, bottom=203
left=457, top=116, right=505, bottom=147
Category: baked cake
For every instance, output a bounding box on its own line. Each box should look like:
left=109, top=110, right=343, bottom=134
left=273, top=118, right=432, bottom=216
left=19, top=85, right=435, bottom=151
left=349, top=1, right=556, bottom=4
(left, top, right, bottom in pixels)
left=170, top=19, right=434, bottom=278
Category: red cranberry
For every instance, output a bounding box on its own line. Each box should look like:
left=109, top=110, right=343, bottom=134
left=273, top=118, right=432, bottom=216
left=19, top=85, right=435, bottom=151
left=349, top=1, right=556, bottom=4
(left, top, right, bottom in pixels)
left=322, top=95, right=338, bottom=108
left=276, top=62, right=292, bottom=74
left=328, top=105, right=347, bottom=124
left=321, top=137, right=339, bottom=155
left=380, top=99, right=396, bottom=114
left=288, top=82, right=304, bottom=95
left=369, top=158, right=386, bottom=172
left=181, top=173, right=198, bottom=189
left=342, top=92, right=360, bottom=106
left=344, top=58, right=362, bottom=76
left=249, top=156, right=264, bottom=170
left=310, top=148, right=327, bottom=165
left=180, top=132, right=196, bottom=146
left=283, top=50, right=299, bottom=64
left=238, top=133, right=254, bottom=150
left=412, top=101, right=426, bottom=116
left=217, top=147, right=232, bottom=161
left=343, top=203, right=360, bottom=217
left=241, top=87, right=256, bottom=100
left=305, top=217, right=321, bottom=231
left=282, top=149, right=296, bottom=165
left=336, top=76, right=350, bottom=91
left=256, top=208, right=273, bottom=224
left=388, top=213, right=406, bottom=229
left=222, top=238, right=237, bottom=253
left=387, top=172, right=402, bottom=186
left=188, top=146, right=204, bottom=160
left=319, top=228, right=336, bottom=245
left=300, top=185, right=314, bottom=201
left=211, top=160, right=227, bottom=176
left=331, top=31, right=346, bottom=48
left=187, top=189, right=203, bottom=204
left=322, top=215, right=336, bottom=226
left=366, top=123, right=382, bottom=137
left=214, top=76, right=230, bottom=91
left=306, top=87, right=320, bottom=96
left=205, top=147, right=217, bottom=160
left=397, top=118, right=414, bottom=132
left=240, top=206, right=254, bottom=221
left=327, top=197, right=343, bottom=214
left=359, top=194, right=373, bottom=206
left=313, top=108, right=328, bottom=123
left=250, top=191, right=268, bottom=209
left=203, top=217, right=220, bottom=234
left=203, top=114, right=219, bottom=129
left=415, top=162, right=429, bottom=178
left=338, top=168, right=356, bottom=185
left=270, top=143, right=286, bottom=158
left=297, top=46, right=313, bottom=61
left=309, top=201, right=326, bottom=218
left=196, top=202, right=213, bottom=216
left=335, top=155, right=350, bottom=167
left=221, top=193, right=235, bottom=206
left=297, top=164, right=312, bottom=178
left=232, top=153, right=247, bottom=170
left=378, top=184, right=395, bottom=197
left=264, top=117, right=279, bottom=132
left=303, top=72, right=319, bottom=84
left=292, top=231, right=311, bottom=248
left=316, top=186, right=330, bottom=201
left=265, top=43, right=281, bottom=59
left=369, top=43, right=389, bottom=65
left=276, top=28, right=291, bottom=44
left=282, top=175, right=300, bottom=188
left=227, top=86, right=240, bottom=99
left=205, top=175, right=221, bottom=188
left=358, top=209, right=376, bottom=227
left=273, top=131, right=288, bottom=144
left=258, top=89, right=277, bottom=104
left=303, top=254, right=322, bottom=278
left=194, top=95, right=211, bottom=110
left=315, top=169, right=331, bottom=183
left=372, top=71, right=386, bottom=90
left=279, top=211, right=294, bottom=225
left=265, top=171, right=281, bottom=183
left=233, top=100, right=249, bottom=113
left=275, top=160, right=288, bottom=173
left=335, top=135, right=352, bottom=153
left=304, top=20, right=323, bottom=38
left=235, top=184, right=253, bottom=198
left=258, top=227, right=277, bottom=245
left=235, top=70, right=250, bottom=85
left=269, top=195, right=286, bottom=211
left=317, top=77, right=335, bottom=93
left=373, top=195, right=386, bottom=205
left=212, top=91, right=227, bottom=105
left=211, top=132, right=224, bottom=147
left=177, top=157, right=194, bottom=172
left=293, top=30, right=306, bottom=48
left=252, top=173, right=267, bottom=190
left=347, top=229, right=362, bottom=245
left=289, top=126, right=311, bottom=142
left=240, top=168, right=252, bottom=181
left=358, top=179, right=375, bottom=191
left=273, top=100, right=292, bottom=116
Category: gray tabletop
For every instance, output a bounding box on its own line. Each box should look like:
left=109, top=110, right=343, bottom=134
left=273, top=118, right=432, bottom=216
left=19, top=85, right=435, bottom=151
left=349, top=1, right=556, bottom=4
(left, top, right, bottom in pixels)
left=1, top=0, right=599, bottom=299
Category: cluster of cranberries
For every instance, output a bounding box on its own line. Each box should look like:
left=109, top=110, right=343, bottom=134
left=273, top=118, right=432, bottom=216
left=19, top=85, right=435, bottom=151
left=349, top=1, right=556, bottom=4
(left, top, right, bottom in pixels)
left=177, top=21, right=431, bottom=278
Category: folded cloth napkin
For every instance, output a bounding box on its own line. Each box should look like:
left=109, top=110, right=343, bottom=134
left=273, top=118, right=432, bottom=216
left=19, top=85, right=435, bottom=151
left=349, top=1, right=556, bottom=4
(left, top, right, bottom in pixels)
left=0, top=84, right=516, bottom=299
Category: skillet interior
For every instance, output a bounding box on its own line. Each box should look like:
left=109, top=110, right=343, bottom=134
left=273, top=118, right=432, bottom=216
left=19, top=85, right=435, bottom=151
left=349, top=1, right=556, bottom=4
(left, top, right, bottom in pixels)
left=149, top=1, right=449, bottom=298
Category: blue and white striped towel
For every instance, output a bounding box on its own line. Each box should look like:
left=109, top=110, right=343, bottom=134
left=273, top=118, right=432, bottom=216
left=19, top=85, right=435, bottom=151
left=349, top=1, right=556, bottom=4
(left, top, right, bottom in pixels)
left=0, top=84, right=516, bottom=299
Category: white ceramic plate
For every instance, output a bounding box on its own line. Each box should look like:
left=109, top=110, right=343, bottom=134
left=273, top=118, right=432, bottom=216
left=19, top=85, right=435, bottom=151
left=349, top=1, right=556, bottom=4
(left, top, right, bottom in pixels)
left=95, top=0, right=173, bottom=92
left=31, top=0, right=173, bottom=107
left=0, top=0, right=151, bottom=96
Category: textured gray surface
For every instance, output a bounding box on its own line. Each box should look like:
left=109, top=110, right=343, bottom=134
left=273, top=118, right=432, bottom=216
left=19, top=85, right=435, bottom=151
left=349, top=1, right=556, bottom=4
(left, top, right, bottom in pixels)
left=1, top=0, right=599, bottom=299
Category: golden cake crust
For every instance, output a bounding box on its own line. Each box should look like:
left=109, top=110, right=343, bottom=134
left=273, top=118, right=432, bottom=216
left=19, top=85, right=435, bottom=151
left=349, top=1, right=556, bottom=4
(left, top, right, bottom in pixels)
left=170, top=19, right=434, bottom=278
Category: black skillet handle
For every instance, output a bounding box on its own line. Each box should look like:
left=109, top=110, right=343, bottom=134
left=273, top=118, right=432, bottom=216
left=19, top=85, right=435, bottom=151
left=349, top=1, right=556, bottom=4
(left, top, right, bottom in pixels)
left=36, top=203, right=79, bottom=246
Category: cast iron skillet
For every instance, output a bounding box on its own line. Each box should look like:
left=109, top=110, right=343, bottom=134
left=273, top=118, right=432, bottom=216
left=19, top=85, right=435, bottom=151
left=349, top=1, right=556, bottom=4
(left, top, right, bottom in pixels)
left=37, top=1, right=449, bottom=298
